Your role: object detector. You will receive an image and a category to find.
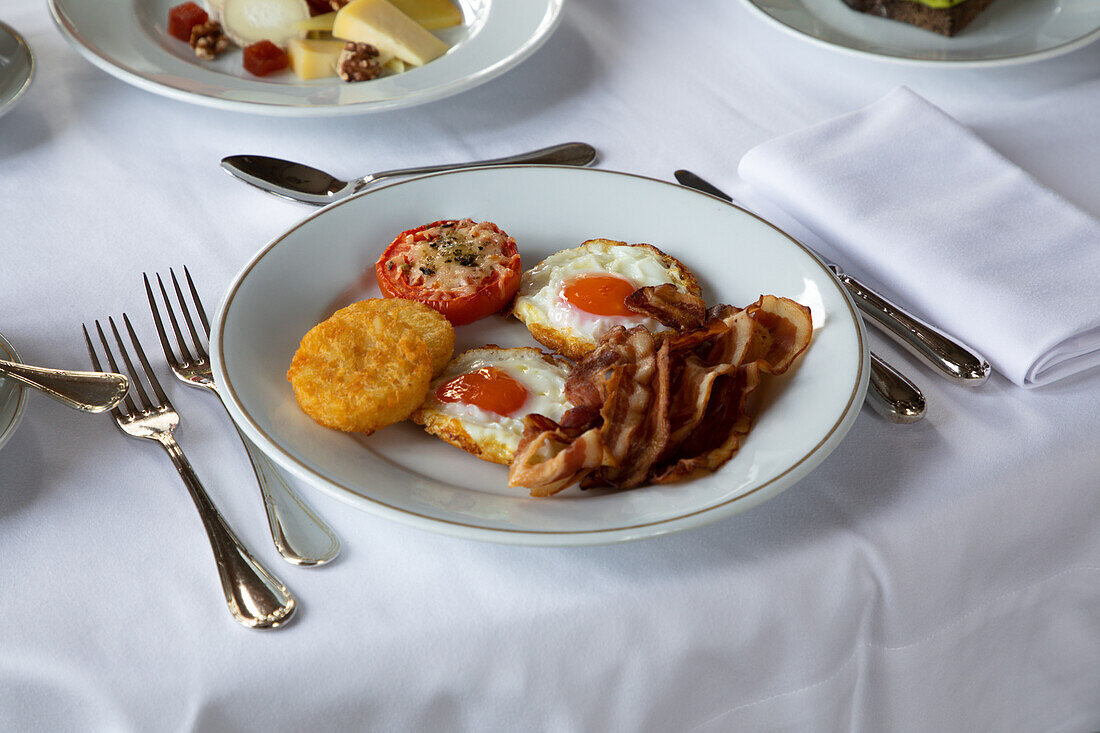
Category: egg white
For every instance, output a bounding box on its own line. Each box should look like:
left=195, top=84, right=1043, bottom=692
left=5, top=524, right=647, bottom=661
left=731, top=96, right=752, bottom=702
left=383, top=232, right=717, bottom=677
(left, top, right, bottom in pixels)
left=511, top=239, right=702, bottom=359
left=411, top=347, right=572, bottom=464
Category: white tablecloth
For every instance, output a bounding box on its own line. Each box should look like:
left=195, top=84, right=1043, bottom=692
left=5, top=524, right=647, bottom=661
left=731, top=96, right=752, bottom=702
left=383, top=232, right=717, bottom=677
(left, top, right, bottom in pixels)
left=2, top=2, right=1099, bottom=731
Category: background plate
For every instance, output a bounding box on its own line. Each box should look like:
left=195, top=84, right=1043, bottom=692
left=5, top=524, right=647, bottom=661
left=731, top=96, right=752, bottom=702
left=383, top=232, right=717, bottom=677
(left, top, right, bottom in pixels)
left=49, top=0, right=563, bottom=115
left=740, top=0, right=1100, bottom=66
left=211, top=166, right=869, bottom=545
left=0, top=333, right=29, bottom=453
left=0, top=20, right=35, bottom=120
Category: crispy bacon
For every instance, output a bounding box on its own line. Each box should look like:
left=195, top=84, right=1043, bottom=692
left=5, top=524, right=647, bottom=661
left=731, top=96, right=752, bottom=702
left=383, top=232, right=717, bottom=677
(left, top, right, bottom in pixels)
left=509, top=415, right=606, bottom=497
left=625, top=284, right=707, bottom=330
left=507, top=293, right=813, bottom=496
left=583, top=333, right=671, bottom=489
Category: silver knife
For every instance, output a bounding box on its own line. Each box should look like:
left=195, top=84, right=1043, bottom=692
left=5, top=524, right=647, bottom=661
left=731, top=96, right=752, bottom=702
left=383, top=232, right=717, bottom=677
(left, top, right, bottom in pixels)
left=674, top=169, right=991, bottom=386
left=674, top=169, right=926, bottom=424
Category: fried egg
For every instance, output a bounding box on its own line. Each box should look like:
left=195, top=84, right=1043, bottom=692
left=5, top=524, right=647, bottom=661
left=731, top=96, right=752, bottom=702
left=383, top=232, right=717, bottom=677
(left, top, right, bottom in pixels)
left=510, top=239, right=703, bottom=360
left=411, top=347, right=573, bottom=465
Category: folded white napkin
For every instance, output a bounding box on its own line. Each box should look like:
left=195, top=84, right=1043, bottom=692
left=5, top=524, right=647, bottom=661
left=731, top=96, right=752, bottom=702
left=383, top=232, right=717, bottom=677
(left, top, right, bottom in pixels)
left=738, top=87, right=1100, bottom=388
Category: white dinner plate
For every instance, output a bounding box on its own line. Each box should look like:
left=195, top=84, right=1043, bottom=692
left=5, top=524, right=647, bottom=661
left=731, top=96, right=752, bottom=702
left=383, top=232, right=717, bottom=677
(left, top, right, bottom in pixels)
left=211, top=166, right=869, bottom=545
left=740, top=0, right=1100, bottom=66
left=0, top=21, right=35, bottom=120
left=48, top=0, right=563, bottom=116
left=0, top=332, right=29, bottom=453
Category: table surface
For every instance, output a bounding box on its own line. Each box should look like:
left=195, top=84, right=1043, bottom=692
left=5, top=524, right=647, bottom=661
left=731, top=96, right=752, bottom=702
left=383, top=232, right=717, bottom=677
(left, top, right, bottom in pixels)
left=2, top=2, right=1099, bottom=731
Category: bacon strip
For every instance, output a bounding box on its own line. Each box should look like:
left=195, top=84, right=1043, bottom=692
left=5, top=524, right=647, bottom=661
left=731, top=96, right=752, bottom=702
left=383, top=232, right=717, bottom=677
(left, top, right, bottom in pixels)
left=507, top=294, right=813, bottom=496
left=508, top=415, right=606, bottom=497
left=625, top=284, right=707, bottom=330
left=584, top=335, right=671, bottom=489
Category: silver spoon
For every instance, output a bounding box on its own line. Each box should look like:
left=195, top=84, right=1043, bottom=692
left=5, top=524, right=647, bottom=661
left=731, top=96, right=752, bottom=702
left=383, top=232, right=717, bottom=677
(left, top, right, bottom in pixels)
left=0, top=359, right=127, bottom=413
left=221, top=142, right=598, bottom=206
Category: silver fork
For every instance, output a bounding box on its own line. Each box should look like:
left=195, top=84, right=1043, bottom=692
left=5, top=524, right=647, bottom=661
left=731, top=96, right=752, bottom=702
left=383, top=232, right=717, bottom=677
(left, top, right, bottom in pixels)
left=83, top=315, right=296, bottom=629
left=145, top=268, right=341, bottom=567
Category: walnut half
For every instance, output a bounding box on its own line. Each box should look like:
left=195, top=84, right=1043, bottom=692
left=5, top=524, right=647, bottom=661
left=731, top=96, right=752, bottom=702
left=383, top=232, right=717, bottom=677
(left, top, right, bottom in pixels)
left=337, top=42, right=384, bottom=82
left=190, top=20, right=229, bottom=61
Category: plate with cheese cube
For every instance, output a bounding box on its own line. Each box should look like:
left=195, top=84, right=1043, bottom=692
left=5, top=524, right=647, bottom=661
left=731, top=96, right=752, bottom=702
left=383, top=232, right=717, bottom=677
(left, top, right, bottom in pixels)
left=49, top=0, right=564, bottom=115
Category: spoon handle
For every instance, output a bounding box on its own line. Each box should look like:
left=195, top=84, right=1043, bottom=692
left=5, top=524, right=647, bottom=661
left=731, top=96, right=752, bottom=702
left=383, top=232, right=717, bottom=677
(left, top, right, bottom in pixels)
left=358, top=142, right=597, bottom=189
left=0, top=359, right=128, bottom=413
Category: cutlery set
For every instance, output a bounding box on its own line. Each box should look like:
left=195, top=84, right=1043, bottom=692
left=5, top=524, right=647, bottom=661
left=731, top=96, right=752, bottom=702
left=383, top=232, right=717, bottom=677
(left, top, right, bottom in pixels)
left=6, top=147, right=986, bottom=628
left=80, top=268, right=345, bottom=630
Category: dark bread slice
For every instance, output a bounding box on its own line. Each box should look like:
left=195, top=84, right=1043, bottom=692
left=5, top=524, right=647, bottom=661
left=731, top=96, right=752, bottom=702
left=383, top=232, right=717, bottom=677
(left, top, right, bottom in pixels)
left=842, top=0, right=997, bottom=36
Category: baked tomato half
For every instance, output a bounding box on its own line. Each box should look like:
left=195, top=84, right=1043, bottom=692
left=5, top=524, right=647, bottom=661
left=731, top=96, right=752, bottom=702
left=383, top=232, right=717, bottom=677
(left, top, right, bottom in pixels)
left=375, top=219, right=522, bottom=326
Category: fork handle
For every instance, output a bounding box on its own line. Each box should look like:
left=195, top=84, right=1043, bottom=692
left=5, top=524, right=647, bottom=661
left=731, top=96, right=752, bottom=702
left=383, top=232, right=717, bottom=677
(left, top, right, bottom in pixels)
left=234, top=426, right=341, bottom=566
left=156, top=434, right=296, bottom=629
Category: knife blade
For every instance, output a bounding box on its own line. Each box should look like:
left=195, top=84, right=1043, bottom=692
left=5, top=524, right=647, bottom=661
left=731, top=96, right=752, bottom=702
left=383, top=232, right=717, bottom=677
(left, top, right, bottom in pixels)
left=673, top=169, right=991, bottom=386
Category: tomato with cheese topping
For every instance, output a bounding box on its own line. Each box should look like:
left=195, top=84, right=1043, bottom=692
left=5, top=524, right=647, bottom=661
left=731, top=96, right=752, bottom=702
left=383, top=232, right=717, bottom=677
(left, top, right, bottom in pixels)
left=375, top=219, right=522, bottom=325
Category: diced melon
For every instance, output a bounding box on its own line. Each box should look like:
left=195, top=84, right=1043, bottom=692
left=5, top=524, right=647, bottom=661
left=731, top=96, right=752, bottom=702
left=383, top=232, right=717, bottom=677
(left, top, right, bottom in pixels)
left=388, top=0, right=462, bottom=30
left=332, top=0, right=449, bottom=66
left=287, top=37, right=344, bottom=79
left=293, top=11, right=337, bottom=33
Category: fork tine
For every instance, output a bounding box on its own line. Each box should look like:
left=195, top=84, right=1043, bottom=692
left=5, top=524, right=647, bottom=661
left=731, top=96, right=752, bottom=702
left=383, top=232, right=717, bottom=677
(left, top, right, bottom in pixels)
left=106, top=316, right=154, bottom=411
left=153, top=272, right=196, bottom=366
left=183, top=266, right=211, bottom=339
left=145, top=273, right=183, bottom=369
left=169, top=268, right=208, bottom=361
left=121, top=313, right=173, bottom=409
left=83, top=322, right=106, bottom=373
left=93, top=319, right=139, bottom=415
left=83, top=323, right=128, bottom=419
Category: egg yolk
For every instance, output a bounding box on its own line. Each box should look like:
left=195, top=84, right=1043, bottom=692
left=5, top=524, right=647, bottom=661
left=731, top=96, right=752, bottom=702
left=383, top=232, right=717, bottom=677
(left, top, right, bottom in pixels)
left=560, top=273, right=639, bottom=317
left=436, top=367, right=529, bottom=417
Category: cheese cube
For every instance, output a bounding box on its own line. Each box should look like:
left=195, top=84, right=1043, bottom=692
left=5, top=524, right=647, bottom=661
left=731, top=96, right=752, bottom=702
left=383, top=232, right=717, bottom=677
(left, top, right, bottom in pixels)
left=332, top=0, right=449, bottom=66
left=287, top=38, right=344, bottom=79
left=388, top=0, right=462, bottom=30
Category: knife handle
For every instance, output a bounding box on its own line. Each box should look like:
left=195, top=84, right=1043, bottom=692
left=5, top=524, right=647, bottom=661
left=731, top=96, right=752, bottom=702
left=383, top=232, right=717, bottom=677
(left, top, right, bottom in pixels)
left=834, top=269, right=991, bottom=385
